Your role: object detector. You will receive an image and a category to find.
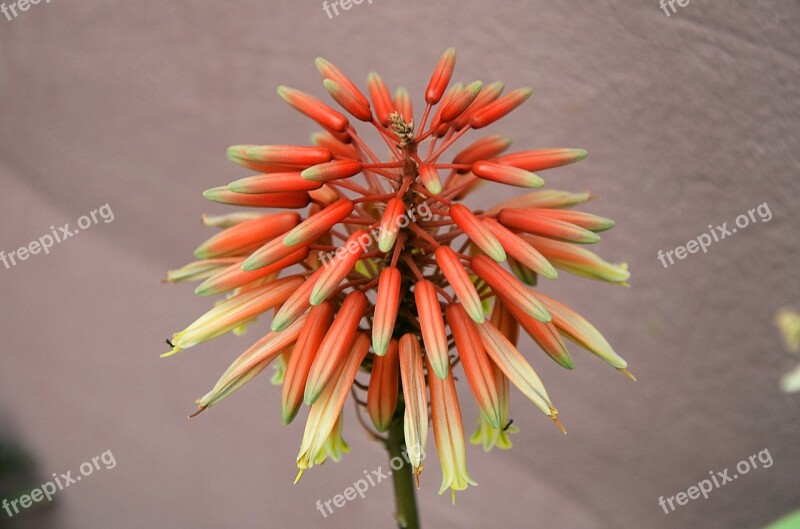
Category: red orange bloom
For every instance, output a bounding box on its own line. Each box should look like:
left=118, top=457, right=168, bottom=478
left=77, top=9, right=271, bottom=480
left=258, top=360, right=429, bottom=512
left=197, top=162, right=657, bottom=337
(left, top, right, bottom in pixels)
left=165, top=48, right=632, bottom=505
left=367, top=339, right=400, bottom=432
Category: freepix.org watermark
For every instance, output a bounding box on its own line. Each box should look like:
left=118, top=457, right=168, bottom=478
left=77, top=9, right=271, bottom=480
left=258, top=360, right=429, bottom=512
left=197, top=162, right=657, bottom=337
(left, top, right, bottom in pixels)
left=657, top=202, right=772, bottom=269
left=1, top=203, right=114, bottom=271
left=659, top=0, right=690, bottom=17
left=317, top=202, right=432, bottom=269
left=315, top=443, right=426, bottom=518
left=2, top=450, right=116, bottom=518
left=322, top=0, right=374, bottom=19
left=1, top=0, right=51, bottom=22
left=658, top=448, right=773, bottom=514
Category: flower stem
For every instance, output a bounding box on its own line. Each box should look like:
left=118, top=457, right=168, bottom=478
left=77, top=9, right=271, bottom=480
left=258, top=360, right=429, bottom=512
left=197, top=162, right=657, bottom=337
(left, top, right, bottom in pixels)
left=386, top=414, right=420, bottom=529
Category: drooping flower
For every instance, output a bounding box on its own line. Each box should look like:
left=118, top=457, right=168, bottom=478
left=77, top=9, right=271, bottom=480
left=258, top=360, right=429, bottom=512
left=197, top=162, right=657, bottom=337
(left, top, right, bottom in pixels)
left=426, top=347, right=477, bottom=501
left=165, top=48, right=633, bottom=502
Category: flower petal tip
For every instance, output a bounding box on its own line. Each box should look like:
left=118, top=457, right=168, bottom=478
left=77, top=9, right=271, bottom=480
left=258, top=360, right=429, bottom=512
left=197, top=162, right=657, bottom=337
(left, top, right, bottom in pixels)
left=161, top=346, right=181, bottom=358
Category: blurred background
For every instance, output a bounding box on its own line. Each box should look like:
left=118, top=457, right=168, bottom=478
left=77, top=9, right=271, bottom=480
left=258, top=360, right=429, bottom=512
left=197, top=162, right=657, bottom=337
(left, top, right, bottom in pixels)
left=0, top=1, right=798, bottom=528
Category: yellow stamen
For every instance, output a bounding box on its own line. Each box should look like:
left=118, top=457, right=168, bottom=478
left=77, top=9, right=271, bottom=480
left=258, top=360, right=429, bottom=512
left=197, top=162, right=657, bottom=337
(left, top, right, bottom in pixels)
left=619, top=368, right=637, bottom=382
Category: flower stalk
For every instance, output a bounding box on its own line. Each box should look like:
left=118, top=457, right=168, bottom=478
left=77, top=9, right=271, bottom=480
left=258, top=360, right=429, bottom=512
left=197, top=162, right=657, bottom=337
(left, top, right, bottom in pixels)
left=386, top=409, right=421, bottom=529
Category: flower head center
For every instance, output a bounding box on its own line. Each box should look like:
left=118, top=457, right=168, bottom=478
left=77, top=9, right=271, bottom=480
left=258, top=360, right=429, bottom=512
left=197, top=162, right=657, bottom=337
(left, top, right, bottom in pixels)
left=389, top=111, right=415, bottom=149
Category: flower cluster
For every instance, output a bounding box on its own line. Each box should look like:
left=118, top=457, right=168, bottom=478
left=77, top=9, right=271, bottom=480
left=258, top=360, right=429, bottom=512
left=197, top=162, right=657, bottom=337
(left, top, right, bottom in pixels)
left=164, top=48, right=632, bottom=499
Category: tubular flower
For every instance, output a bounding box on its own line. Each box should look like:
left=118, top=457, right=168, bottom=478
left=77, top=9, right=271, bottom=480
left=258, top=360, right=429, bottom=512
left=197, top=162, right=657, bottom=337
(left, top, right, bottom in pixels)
left=165, top=48, right=633, bottom=500
left=446, top=304, right=501, bottom=428
left=281, top=301, right=334, bottom=424
left=367, top=339, right=400, bottom=432
left=296, top=333, right=370, bottom=478
left=372, top=267, right=401, bottom=356
left=471, top=351, right=518, bottom=451
left=399, top=333, right=429, bottom=481
left=427, top=350, right=477, bottom=501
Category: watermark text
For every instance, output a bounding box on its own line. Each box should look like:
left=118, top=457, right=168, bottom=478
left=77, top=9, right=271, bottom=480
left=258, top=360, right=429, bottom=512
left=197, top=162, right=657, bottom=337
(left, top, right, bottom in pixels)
left=657, top=202, right=771, bottom=269
left=1, top=203, right=114, bottom=271
left=658, top=448, right=773, bottom=514
left=2, top=449, right=116, bottom=518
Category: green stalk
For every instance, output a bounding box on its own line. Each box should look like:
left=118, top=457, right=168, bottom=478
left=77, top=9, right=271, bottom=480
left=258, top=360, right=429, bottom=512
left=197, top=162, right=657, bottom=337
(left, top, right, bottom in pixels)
left=386, top=413, right=420, bottom=529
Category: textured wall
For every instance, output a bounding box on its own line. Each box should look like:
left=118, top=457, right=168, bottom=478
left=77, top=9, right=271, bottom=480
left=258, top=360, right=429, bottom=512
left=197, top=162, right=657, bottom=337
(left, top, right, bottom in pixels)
left=0, top=1, right=798, bottom=528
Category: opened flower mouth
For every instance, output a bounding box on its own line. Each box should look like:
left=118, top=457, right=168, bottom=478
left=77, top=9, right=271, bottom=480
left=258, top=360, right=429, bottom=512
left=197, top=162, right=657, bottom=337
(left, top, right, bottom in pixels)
left=165, top=47, right=632, bottom=504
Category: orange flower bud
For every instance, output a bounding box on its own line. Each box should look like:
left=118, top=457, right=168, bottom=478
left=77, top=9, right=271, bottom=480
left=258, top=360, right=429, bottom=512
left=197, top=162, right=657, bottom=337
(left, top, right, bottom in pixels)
left=451, top=134, right=513, bottom=169
left=449, top=203, right=506, bottom=262
left=228, top=172, right=323, bottom=194
left=304, top=290, right=367, bottom=404
left=393, top=86, right=413, bottom=123
left=203, top=187, right=311, bottom=209
left=378, top=198, right=406, bottom=253
left=492, top=148, right=588, bottom=172
left=271, top=267, right=326, bottom=332
left=196, top=248, right=309, bottom=297
left=430, top=83, right=461, bottom=135
left=282, top=198, right=354, bottom=247
left=482, top=218, right=557, bottom=279
left=194, top=212, right=300, bottom=259
left=315, top=57, right=371, bottom=111
left=451, top=81, right=504, bottom=131
left=367, top=340, right=399, bottom=432
left=486, top=189, right=591, bottom=215
left=301, top=159, right=363, bottom=182
left=469, top=87, right=532, bottom=129
left=446, top=304, right=501, bottom=427
left=367, top=72, right=395, bottom=127
left=372, top=267, right=401, bottom=356
left=425, top=47, right=457, bottom=105
left=278, top=85, right=350, bottom=132
left=418, top=164, right=442, bottom=195
left=226, top=144, right=332, bottom=167
left=438, top=81, right=482, bottom=124
left=242, top=235, right=309, bottom=271
left=282, top=301, right=335, bottom=424
left=524, top=208, right=615, bottom=232
left=523, top=234, right=630, bottom=285
left=323, top=79, right=373, bottom=122
left=470, top=255, right=550, bottom=322
left=499, top=298, right=574, bottom=369
left=310, top=230, right=370, bottom=305
left=489, top=299, right=519, bottom=346
left=435, top=246, right=484, bottom=323
left=310, top=131, right=359, bottom=159
left=414, top=280, right=449, bottom=379
left=472, top=161, right=544, bottom=188
left=497, top=208, right=601, bottom=244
